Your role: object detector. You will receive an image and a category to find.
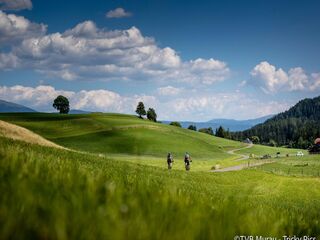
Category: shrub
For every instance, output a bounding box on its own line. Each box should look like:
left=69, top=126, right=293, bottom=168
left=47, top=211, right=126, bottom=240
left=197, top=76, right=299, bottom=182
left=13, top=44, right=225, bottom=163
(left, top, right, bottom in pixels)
left=170, top=121, right=182, bottom=127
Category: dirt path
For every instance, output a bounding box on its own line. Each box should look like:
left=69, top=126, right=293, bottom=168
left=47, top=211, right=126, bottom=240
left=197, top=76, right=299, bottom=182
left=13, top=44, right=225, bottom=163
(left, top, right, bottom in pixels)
left=213, top=160, right=273, bottom=172
left=226, top=143, right=253, bottom=161
left=212, top=143, right=272, bottom=172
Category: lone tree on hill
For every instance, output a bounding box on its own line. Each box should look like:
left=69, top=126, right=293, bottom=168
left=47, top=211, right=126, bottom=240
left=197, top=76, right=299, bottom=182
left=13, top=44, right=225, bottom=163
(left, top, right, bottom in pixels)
left=147, top=108, right=157, bottom=122
left=53, top=95, right=70, bottom=114
left=135, top=102, right=146, bottom=118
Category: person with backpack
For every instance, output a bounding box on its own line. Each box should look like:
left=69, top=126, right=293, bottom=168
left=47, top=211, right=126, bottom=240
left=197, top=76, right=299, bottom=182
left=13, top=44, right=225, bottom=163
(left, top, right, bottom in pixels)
left=184, top=152, right=192, bottom=171
left=167, top=152, right=174, bottom=169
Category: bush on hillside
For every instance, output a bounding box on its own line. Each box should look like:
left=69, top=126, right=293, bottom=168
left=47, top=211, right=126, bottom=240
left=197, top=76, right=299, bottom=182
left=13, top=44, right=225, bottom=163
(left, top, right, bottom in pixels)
left=199, top=127, right=214, bottom=135
left=170, top=121, right=182, bottom=127
left=250, top=136, right=260, bottom=144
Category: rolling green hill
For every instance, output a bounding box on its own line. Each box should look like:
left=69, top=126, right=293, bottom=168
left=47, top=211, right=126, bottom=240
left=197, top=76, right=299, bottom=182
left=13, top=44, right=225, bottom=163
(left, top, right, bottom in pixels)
left=0, top=112, right=302, bottom=171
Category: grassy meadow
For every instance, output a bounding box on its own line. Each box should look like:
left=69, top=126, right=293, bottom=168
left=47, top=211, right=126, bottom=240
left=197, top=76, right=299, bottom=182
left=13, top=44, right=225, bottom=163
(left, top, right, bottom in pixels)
left=0, top=113, right=302, bottom=170
left=0, top=113, right=319, bottom=239
left=1, top=137, right=320, bottom=239
left=255, top=154, right=320, bottom=177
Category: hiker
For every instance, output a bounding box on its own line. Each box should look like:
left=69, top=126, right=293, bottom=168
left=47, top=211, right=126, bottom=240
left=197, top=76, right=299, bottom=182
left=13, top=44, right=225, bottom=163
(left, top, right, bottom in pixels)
left=167, top=152, right=174, bottom=169
left=184, top=152, right=192, bottom=171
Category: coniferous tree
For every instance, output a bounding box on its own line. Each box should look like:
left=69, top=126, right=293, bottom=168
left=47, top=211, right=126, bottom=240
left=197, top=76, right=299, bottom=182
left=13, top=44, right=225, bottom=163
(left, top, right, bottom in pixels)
left=188, top=125, right=197, bottom=131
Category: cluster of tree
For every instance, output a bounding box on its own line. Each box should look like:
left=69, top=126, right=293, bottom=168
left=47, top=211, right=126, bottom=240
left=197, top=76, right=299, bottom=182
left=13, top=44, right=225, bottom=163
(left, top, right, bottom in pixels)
left=135, top=102, right=157, bottom=122
left=169, top=123, right=231, bottom=139
left=215, top=126, right=230, bottom=138
left=231, top=96, right=320, bottom=149
left=187, top=125, right=197, bottom=131
left=195, top=125, right=231, bottom=138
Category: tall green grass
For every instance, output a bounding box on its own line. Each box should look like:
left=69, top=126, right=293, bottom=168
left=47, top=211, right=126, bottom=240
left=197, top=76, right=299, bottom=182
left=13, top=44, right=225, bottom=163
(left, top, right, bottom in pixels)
left=1, top=137, right=320, bottom=239
left=255, top=154, right=320, bottom=177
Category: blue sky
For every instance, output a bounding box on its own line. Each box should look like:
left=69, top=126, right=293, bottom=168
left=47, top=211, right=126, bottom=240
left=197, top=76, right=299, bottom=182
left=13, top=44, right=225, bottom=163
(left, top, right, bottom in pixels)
left=0, top=0, right=319, bottom=121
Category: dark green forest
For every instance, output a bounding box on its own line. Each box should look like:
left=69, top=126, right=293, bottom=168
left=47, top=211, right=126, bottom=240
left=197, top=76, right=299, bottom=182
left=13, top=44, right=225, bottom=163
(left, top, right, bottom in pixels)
left=231, top=96, right=320, bottom=149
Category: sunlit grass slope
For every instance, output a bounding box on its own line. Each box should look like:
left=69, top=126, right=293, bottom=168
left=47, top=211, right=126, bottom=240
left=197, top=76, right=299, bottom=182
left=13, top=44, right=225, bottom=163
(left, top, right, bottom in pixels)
left=0, top=120, right=63, bottom=149
left=0, top=112, right=305, bottom=171
left=1, top=137, right=320, bottom=239
left=0, top=113, right=245, bottom=160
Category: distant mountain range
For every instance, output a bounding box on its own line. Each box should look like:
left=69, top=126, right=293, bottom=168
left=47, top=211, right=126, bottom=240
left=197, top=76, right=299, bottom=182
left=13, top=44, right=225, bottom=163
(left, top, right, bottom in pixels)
left=69, top=109, right=91, bottom=114
left=0, top=99, right=92, bottom=114
left=162, top=115, right=274, bottom=131
left=0, top=99, right=36, bottom=113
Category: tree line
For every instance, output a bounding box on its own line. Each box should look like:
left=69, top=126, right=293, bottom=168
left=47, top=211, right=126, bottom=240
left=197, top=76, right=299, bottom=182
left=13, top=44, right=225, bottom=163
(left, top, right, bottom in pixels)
left=231, top=96, right=320, bottom=149
left=169, top=121, right=231, bottom=138
left=135, top=102, right=157, bottom=122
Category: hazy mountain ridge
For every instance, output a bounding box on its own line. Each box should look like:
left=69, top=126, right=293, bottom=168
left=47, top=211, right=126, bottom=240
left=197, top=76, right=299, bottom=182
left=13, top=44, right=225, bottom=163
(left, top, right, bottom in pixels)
left=0, top=99, right=94, bottom=114
left=0, top=99, right=36, bottom=113
left=162, top=115, right=274, bottom=131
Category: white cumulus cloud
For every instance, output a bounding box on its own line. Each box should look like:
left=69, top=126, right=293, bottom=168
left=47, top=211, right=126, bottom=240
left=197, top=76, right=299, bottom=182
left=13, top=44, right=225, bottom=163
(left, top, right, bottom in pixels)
left=0, top=85, right=157, bottom=113
left=287, top=67, right=308, bottom=91
left=0, top=85, right=74, bottom=107
left=157, top=86, right=182, bottom=96
left=159, top=92, right=290, bottom=121
left=250, top=61, right=319, bottom=93
left=106, top=8, right=132, bottom=18
left=0, top=85, right=290, bottom=121
left=0, top=13, right=230, bottom=85
left=250, top=61, right=288, bottom=93
left=0, top=0, right=32, bottom=11
left=310, top=73, right=320, bottom=91
left=0, top=10, right=46, bottom=45
left=0, top=53, right=19, bottom=69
